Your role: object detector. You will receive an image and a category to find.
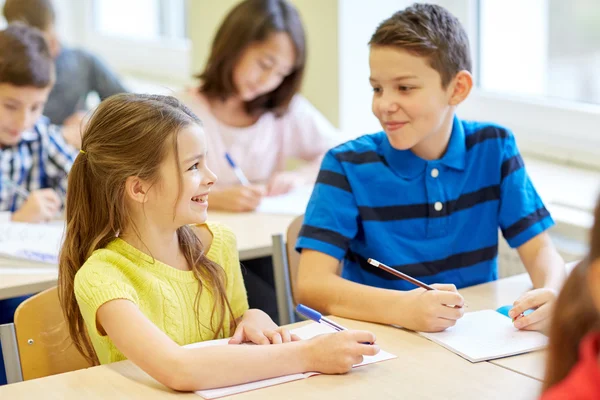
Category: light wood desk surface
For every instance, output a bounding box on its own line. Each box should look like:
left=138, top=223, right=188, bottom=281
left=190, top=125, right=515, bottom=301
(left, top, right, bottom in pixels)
left=0, top=316, right=542, bottom=400
left=0, top=212, right=296, bottom=301
left=459, top=273, right=546, bottom=381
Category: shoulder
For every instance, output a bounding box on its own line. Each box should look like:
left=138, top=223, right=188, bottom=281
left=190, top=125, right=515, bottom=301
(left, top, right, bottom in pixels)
left=460, top=119, right=515, bottom=152
left=74, top=247, right=131, bottom=288
left=195, top=221, right=237, bottom=263
left=327, top=132, right=386, bottom=160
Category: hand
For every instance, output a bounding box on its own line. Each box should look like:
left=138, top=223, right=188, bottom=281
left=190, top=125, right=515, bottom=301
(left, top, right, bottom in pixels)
left=509, top=288, right=558, bottom=331
left=266, top=171, right=305, bottom=196
left=305, top=330, right=380, bottom=374
left=228, top=309, right=300, bottom=345
left=403, top=284, right=465, bottom=332
left=210, top=185, right=265, bottom=212
left=11, top=189, right=61, bottom=223
left=62, top=111, right=89, bottom=149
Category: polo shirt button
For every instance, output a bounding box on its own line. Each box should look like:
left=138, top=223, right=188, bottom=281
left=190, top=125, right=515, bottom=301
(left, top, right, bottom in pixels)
left=431, top=168, right=439, bottom=178
left=434, top=202, right=443, bottom=211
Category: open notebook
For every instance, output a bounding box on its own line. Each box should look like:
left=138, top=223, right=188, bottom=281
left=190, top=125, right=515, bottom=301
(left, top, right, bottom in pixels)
left=187, top=322, right=396, bottom=399
left=256, top=186, right=313, bottom=215
left=0, top=222, right=64, bottom=267
left=418, top=310, right=548, bottom=363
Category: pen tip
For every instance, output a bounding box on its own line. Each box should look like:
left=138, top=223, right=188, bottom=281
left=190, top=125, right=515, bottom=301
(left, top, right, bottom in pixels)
left=367, top=258, right=379, bottom=267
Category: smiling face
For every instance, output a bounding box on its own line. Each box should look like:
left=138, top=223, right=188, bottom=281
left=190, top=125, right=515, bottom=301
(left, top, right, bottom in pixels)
left=143, top=123, right=217, bottom=228
left=232, top=32, right=296, bottom=102
left=369, top=45, right=458, bottom=160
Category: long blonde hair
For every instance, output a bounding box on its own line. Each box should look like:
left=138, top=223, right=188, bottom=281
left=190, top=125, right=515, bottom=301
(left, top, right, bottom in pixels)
left=543, top=197, right=600, bottom=390
left=58, top=94, right=236, bottom=365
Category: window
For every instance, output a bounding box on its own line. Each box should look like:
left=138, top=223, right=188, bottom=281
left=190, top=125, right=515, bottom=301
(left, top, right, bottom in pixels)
left=479, top=0, right=600, bottom=106
left=93, top=0, right=186, bottom=41
left=81, top=0, right=190, bottom=83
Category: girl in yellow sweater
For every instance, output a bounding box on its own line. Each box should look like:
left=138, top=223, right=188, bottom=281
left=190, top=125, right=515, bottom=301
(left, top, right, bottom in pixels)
left=58, top=93, right=378, bottom=391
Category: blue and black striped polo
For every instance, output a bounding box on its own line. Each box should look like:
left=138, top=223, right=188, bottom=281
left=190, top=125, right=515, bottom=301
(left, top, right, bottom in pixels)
left=296, top=116, right=554, bottom=290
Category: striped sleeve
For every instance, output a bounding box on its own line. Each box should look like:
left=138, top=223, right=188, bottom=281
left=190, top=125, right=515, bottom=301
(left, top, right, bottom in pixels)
left=295, top=149, right=359, bottom=260
left=41, top=122, right=77, bottom=202
left=498, top=132, right=554, bottom=248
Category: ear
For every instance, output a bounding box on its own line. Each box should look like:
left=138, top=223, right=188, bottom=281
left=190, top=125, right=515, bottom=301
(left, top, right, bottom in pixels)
left=588, top=259, right=600, bottom=312
left=448, top=70, right=473, bottom=106
left=124, top=176, right=151, bottom=204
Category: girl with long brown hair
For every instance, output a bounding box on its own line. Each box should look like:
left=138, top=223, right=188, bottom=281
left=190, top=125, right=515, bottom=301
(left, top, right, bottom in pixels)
left=179, top=0, right=340, bottom=213
left=58, top=93, right=378, bottom=391
left=541, top=197, right=600, bottom=398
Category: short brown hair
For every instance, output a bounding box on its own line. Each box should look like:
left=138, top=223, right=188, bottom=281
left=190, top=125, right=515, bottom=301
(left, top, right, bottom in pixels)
left=3, top=0, right=56, bottom=31
left=369, top=3, right=472, bottom=88
left=0, top=23, right=54, bottom=88
left=198, top=0, right=306, bottom=117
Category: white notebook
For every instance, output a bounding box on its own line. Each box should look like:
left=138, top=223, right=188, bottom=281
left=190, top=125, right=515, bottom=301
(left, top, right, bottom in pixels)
left=418, top=310, right=548, bottom=363
left=0, top=222, right=65, bottom=266
left=256, top=186, right=313, bottom=215
left=188, top=322, right=397, bottom=399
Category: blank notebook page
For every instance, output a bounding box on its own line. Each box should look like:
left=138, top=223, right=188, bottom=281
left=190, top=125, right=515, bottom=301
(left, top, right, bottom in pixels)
left=418, top=310, right=548, bottom=363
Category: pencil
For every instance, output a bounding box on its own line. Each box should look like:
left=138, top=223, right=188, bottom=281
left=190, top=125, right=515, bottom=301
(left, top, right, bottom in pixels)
left=367, top=257, right=466, bottom=308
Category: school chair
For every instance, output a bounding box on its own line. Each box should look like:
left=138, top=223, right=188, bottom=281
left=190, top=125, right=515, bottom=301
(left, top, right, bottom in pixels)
left=271, top=215, right=304, bottom=325
left=0, top=286, right=91, bottom=383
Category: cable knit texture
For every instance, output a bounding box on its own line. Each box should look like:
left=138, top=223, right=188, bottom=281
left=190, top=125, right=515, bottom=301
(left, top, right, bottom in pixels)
left=74, top=222, right=249, bottom=364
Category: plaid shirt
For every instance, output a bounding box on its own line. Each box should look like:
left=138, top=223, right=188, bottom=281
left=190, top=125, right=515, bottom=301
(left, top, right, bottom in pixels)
left=0, top=116, right=77, bottom=219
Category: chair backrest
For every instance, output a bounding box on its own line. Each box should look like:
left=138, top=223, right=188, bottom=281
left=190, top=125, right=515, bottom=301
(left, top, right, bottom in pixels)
left=285, top=214, right=304, bottom=306
left=14, top=286, right=91, bottom=380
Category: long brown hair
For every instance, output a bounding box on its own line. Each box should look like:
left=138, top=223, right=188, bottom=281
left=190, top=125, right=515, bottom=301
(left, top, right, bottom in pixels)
left=543, top=198, right=600, bottom=390
left=58, top=94, right=236, bottom=365
left=198, top=0, right=305, bottom=117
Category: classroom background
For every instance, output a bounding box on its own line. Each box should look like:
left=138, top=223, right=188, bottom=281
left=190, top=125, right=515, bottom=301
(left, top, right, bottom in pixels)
left=2, top=0, right=591, bottom=274
left=1, top=0, right=600, bottom=397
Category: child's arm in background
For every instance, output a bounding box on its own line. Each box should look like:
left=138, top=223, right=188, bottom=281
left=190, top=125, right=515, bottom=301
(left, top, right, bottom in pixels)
left=97, top=299, right=379, bottom=391
left=510, top=233, right=566, bottom=331
left=297, top=250, right=464, bottom=332
left=267, top=96, right=344, bottom=196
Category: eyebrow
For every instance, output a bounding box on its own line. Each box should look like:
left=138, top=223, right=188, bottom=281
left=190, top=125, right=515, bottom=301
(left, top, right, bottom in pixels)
left=369, top=75, right=419, bottom=82
left=183, top=153, right=205, bottom=164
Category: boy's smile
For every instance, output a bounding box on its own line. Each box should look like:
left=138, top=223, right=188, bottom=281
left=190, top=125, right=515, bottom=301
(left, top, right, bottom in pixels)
left=369, top=46, right=459, bottom=161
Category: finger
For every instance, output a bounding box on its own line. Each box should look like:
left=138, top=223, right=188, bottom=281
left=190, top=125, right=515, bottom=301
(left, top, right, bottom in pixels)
left=436, top=303, right=465, bottom=320
left=436, top=317, right=458, bottom=330
left=245, top=327, right=270, bottom=345
left=514, top=304, right=551, bottom=330
left=40, top=190, right=61, bottom=205
left=264, top=330, right=283, bottom=344
left=291, top=334, right=302, bottom=342
left=511, top=293, right=548, bottom=318
left=277, top=328, right=292, bottom=343
left=431, top=283, right=459, bottom=293
left=347, top=330, right=376, bottom=344
left=434, top=291, right=465, bottom=308
left=356, top=343, right=380, bottom=356
left=518, top=320, right=547, bottom=332
left=247, top=185, right=266, bottom=197
left=228, top=326, right=245, bottom=344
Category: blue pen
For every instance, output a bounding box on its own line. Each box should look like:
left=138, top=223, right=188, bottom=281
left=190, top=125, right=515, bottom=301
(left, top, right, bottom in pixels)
left=296, top=304, right=348, bottom=332
left=296, top=304, right=374, bottom=345
left=224, top=152, right=250, bottom=186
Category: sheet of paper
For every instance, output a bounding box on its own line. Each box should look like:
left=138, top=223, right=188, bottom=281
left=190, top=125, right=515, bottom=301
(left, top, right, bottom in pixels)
left=418, top=310, right=548, bottom=363
left=0, top=222, right=65, bottom=265
left=193, top=322, right=396, bottom=399
left=256, top=186, right=313, bottom=215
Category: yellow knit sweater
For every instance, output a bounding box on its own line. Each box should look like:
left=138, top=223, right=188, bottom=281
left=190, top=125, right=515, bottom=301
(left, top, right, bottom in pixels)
left=74, top=222, right=249, bottom=364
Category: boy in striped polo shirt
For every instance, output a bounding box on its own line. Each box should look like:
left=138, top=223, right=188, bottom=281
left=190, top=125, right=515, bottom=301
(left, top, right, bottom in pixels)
left=296, top=4, right=565, bottom=333
left=0, top=23, right=76, bottom=224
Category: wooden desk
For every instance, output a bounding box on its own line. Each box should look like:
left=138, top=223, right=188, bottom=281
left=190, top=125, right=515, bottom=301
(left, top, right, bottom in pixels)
left=0, top=212, right=296, bottom=301
left=0, top=317, right=542, bottom=400
left=459, top=273, right=546, bottom=381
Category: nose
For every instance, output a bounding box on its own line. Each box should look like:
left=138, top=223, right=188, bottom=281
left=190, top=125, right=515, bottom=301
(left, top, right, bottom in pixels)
left=14, top=109, right=29, bottom=133
left=204, top=166, right=217, bottom=187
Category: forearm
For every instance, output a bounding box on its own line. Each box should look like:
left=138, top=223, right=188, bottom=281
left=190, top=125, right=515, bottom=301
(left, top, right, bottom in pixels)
left=526, top=244, right=566, bottom=290
left=297, top=272, right=409, bottom=326
left=173, top=341, right=310, bottom=391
